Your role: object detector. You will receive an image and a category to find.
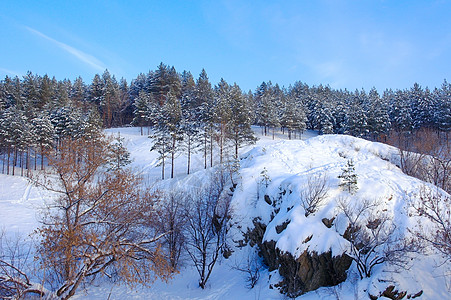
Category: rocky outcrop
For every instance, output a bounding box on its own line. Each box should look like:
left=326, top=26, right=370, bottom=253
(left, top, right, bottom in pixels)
left=246, top=219, right=352, bottom=296
left=245, top=219, right=352, bottom=297
left=275, top=249, right=352, bottom=297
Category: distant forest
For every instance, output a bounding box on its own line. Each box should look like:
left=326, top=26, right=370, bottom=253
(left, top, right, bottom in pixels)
left=1, top=62, right=450, bottom=176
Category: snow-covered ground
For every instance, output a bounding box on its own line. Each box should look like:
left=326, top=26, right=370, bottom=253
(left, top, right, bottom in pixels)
left=1, top=127, right=450, bottom=299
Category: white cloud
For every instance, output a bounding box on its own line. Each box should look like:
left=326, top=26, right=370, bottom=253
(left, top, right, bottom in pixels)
left=25, top=26, right=105, bottom=71
left=0, top=67, right=22, bottom=77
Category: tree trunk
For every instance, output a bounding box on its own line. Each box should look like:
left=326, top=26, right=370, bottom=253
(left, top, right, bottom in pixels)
left=34, top=147, right=37, bottom=170
left=12, top=149, right=17, bottom=176
left=21, top=151, right=24, bottom=176
left=204, top=134, right=207, bottom=169
left=187, top=137, right=191, bottom=175
left=41, top=144, right=45, bottom=170
left=219, top=124, right=223, bottom=164
left=162, top=142, right=165, bottom=180
left=7, top=146, right=10, bottom=175
left=235, top=131, right=239, bottom=160
left=210, top=131, right=213, bottom=168
left=171, top=136, right=175, bottom=179
left=26, top=148, right=30, bottom=177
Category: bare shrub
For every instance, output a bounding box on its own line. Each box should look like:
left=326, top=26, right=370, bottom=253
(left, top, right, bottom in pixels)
left=232, top=248, right=263, bottom=289
left=154, top=190, right=187, bottom=270
left=337, top=197, right=410, bottom=279
left=412, top=187, right=451, bottom=261
left=0, top=231, right=46, bottom=298
left=184, top=170, right=232, bottom=289
left=388, top=128, right=451, bottom=194
left=300, top=173, right=330, bottom=216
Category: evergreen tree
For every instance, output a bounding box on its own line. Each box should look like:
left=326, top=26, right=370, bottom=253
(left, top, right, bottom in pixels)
left=281, top=92, right=307, bottom=139
left=436, top=80, right=451, bottom=132
left=22, top=71, right=40, bottom=115
left=132, top=91, right=153, bottom=135
left=117, top=77, right=132, bottom=125
left=31, top=113, right=54, bottom=170
left=344, top=90, right=368, bottom=137
left=227, top=83, right=256, bottom=159
left=101, top=70, right=120, bottom=127
left=410, top=83, right=434, bottom=129
left=214, top=79, right=232, bottom=164
left=0, top=76, right=22, bottom=109
left=254, top=82, right=280, bottom=137
left=180, top=70, right=198, bottom=174
left=195, top=69, right=214, bottom=168
left=366, top=87, right=390, bottom=139
left=107, top=133, right=132, bottom=171
left=387, top=89, right=412, bottom=132
left=54, top=79, right=72, bottom=107
left=150, top=91, right=182, bottom=179
left=338, top=159, right=358, bottom=194
left=38, top=74, right=57, bottom=110
left=150, top=63, right=181, bottom=106
left=70, top=76, right=87, bottom=105
left=89, top=73, right=104, bottom=108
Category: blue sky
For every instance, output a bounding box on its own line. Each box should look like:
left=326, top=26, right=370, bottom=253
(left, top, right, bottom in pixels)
left=1, top=0, right=451, bottom=92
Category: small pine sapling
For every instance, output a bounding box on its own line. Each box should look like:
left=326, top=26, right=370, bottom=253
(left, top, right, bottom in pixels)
left=338, top=159, right=358, bottom=194
left=260, top=167, right=271, bottom=188
left=107, top=133, right=132, bottom=171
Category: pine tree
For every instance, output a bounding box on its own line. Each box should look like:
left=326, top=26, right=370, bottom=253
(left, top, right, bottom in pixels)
left=227, top=83, right=256, bottom=159
left=70, top=76, right=87, bottom=105
left=180, top=70, right=198, bottom=174
left=254, top=82, right=280, bottom=136
left=101, top=70, right=120, bottom=127
left=150, top=91, right=182, bottom=179
left=31, top=113, right=54, bottom=170
left=436, top=80, right=451, bottom=132
left=132, top=91, right=153, bottom=135
left=195, top=69, right=214, bottom=169
left=39, top=74, right=57, bottom=109
left=214, top=79, right=232, bottom=164
left=89, top=73, right=104, bottom=108
left=410, top=83, right=434, bottom=129
left=150, top=63, right=181, bottom=106
left=22, top=71, right=40, bottom=115
left=0, top=76, right=22, bottom=109
left=338, top=159, right=358, bottom=194
left=107, top=133, right=132, bottom=171
left=344, top=90, right=368, bottom=137
left=281, top=93, right=307, bottom=139
left=366, top=87, right=390, bottom=139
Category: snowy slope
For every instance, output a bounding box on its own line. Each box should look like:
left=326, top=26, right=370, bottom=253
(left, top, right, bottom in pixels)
left=229, top=134, right=450, bottom=299
left=1, top=129, right=450, bottom=299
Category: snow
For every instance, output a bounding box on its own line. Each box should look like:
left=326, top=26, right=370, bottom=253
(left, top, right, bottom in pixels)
left=1, top=127, right=450, bottom=299
left=0, top=174, right=45, bottom=237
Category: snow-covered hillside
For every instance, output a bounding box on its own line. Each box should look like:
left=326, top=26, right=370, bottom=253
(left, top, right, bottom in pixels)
left=1, top=128, right=449, bottom=299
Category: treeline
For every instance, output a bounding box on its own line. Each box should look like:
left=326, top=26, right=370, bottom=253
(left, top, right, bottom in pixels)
left=1, top=62, right=450, bottom=176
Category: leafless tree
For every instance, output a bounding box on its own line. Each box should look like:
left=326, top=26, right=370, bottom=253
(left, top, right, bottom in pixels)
left=412, top=187, right=451, bottom=261
left=184, top=170, right=232, bottom=289
left=30, top=136, right=173, bottom=299
left=0, top=231, right=47, bottom=299
left=337, top=197, right=409, bottom=279
left=154, top=190, right=187, bottom=270
left=300, top=173, right=329, bottom=217
left=388, top=128, right=451, bottom=194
